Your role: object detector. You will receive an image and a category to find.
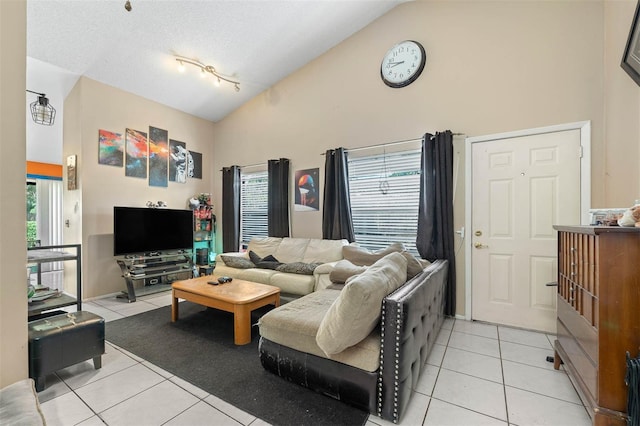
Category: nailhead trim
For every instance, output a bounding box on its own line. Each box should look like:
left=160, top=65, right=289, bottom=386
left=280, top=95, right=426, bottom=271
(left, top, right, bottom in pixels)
left=377, top=300, right=386, bottom=417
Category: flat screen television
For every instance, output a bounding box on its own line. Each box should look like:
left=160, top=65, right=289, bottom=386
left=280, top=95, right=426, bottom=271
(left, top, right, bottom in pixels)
left=113, top=206, right=194, bottom=256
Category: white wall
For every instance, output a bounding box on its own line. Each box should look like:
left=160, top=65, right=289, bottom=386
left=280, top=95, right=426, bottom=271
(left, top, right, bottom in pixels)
left=26, top=57, right=79, bottom=165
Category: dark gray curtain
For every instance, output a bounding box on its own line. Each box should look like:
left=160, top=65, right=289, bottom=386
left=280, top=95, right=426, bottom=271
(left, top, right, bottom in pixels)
left=268, top=158, right=290, bottom=237
left=416, top=131, right=456, bottom=316
left=322, top=148, right=355, bottom=242
left=221, top=165, right=241, bottom=253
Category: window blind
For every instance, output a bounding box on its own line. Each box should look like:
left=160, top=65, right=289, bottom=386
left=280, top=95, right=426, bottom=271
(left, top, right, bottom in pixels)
left=348, top=149, right=421, bottom=255
left=240, top=170, right=268, bottom=247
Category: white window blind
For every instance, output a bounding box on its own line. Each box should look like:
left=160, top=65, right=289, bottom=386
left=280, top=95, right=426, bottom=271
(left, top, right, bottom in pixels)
left=240, top=170, right=268, bottom=247
left=348, top=149, right=421, bottom=255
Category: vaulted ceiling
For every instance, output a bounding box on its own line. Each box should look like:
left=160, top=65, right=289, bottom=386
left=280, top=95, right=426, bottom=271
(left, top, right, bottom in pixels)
left=27, top=0, right=405, bottom=122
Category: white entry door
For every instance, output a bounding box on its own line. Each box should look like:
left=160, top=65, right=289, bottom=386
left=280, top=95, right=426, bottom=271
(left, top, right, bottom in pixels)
left=469, top=126, right=584, bottom=333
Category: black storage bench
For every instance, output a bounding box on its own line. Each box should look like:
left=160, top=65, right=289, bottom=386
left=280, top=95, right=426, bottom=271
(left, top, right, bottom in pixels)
left=28, top=311, right=105, bottom=391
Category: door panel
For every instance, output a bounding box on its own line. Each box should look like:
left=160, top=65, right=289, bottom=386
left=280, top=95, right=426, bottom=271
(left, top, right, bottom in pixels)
left=471, top=129, right=581, bottom=332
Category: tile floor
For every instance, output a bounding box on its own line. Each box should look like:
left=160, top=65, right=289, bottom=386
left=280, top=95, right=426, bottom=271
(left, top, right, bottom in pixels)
left=36, top=291, right=592, bottom=426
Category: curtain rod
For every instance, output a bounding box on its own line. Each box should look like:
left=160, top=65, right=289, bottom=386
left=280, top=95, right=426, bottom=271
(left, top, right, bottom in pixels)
left=320, top=133, right=465, bottom=155
left=219, top=162, right=266, bottom=172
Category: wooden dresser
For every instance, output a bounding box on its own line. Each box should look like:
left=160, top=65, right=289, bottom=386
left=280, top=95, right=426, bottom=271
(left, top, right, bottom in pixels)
left=553, top=226, right=640, bottom=426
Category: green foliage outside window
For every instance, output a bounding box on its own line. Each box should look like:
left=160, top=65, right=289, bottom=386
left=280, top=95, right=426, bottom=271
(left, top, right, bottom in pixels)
left=27, top=183, right=37, bottom=244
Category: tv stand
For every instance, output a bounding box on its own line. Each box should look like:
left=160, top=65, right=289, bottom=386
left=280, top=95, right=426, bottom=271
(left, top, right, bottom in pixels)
left=116, top=250, right=193, bottom=302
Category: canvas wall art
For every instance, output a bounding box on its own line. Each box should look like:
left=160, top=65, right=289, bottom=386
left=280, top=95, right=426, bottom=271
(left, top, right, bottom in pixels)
left=294, top=168, right=319, bottom=211
left=148, top=126, right=168, bottom=187
left=98, top=129, right=123, bottom=167
left=190, top=151, right=202, bottom=179
left=125, top=128, right=148, bottom=178
left=67, top=154, right=77, bottom=190
left=169, top=139, right=188, bottom=183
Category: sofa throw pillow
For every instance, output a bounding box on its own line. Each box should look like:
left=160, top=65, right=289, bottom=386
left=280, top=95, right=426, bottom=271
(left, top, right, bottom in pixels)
left=401, top=251, right=426, bottom=280
left=342, top=242, right=405, bottom=266
left=249, top=251, right=281, bottom=270
left=275, top=262, right=321, bottom=275
left=329, top=260, right=368, bottom=284
left=316, top=252, right=408, bottom=355
left=220, top=255, right=255, bottom=269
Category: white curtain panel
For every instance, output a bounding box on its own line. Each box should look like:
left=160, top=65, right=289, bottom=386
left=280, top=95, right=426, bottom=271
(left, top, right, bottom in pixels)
left=36, top=178, right=63, bottom=271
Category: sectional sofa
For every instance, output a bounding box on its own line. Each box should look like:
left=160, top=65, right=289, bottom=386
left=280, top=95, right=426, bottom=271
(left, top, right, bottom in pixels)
left=213, top=237, right=349, bottom=302
left=258, top=255, right=448, bottom=423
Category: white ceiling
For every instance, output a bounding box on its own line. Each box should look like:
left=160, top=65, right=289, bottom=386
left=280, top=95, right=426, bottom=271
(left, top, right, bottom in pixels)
left=27, top=0, right=405, bottom=123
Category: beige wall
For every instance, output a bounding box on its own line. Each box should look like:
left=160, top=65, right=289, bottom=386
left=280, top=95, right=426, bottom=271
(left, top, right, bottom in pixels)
left=63, top=77, right=216, bottom=299
left=604, top=0, right=640, bottom=205
left=0, top=0, right=28, bottom=387
left=211, top=1, right=640, bottom=316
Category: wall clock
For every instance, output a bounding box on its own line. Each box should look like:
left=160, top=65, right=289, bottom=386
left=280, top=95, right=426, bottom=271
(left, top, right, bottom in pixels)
left=380, top=40, right=426, bottom=88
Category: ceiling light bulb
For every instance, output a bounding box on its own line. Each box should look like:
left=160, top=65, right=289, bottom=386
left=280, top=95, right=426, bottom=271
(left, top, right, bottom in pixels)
left=177, top=61, right=185, bottom=73
left=200, top=69, right=207, bottom=78
left=234, top=83, right=240, bottom=92
left=214, top=77, right=221, bottom=87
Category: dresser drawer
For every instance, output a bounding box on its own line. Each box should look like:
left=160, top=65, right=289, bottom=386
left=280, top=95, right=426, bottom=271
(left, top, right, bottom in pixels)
left=556, top=320, right=597, bottom=401
left=557, top=296, right=597, bottom=364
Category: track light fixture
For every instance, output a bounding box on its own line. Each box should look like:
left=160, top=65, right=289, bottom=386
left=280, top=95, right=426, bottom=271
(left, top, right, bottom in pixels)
left=26, top=90, right=56, bottom=126
left=124, top=0, right=132, bottom=12
left=174, top=56, right=240, bottom=92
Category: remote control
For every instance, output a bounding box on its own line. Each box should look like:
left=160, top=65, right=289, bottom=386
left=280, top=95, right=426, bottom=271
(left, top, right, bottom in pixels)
left=207, top=280, right=219, bottom=285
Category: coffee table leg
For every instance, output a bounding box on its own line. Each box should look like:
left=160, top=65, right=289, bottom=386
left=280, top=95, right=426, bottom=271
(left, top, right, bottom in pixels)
left=171, top=290, right=178, bottom=322
left=234, top=305, right=251, bottom=345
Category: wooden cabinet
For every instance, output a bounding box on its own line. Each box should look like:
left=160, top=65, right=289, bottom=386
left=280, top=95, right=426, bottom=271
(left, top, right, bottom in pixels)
left=554, top=226, right=640, bottom=426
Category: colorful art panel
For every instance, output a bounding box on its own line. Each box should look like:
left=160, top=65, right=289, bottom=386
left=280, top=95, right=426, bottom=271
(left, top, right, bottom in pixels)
left=98, top=129, right=123, bottom=167
left=294, top=168, right=319, bottom=211
left=125, top=128, right=148, bottom=178
left=189, top=151, right=202, bottom=179
left=148, top=126, right=168, bottom=187
left=169, top=139, right=187, bottom=183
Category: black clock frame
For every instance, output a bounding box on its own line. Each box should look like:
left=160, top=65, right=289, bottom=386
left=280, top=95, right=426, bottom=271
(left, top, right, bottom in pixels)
left=380, top=40, right=426, bottom=88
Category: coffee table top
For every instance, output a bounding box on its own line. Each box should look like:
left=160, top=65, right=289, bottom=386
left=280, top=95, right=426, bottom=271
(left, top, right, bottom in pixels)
left=172, top=275, right=280, bottom=305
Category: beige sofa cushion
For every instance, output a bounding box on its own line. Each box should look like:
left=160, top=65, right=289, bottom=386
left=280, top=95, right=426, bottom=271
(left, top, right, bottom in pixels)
left=316, top=252, right=408, bottom=355
left=401, top=252, right=427, bottom=279
left=274, top=238, right=310, bottom=263
left=233, top=268, right=277, bottom=284
left=258, top=290, right=381, bottom=372
left=0, top=379, right=45, bottom=425
left=302, top=239, right=348, bottom=264
left=329, top=260, right=368, bottom=284
left=342, top=242, right=404, bottom=266
left=247, top=237, right=282, bottom=258
left=270, top=272, right=316, bottom=296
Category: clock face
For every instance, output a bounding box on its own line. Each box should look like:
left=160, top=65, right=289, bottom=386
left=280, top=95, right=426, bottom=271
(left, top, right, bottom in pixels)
left=380, top=40, right=426, bottom=88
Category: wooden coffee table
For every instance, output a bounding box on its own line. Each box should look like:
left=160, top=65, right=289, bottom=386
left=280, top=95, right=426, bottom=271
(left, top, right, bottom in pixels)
left=171, top=275, right=280, bottom=345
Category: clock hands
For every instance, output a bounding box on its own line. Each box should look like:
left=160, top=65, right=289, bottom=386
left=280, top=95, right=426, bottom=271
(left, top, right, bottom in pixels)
left=387, top=60, right=405, bottom=68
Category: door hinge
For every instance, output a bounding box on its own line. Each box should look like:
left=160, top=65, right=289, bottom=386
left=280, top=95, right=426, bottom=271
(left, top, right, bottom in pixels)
left=578, top=145, right=583, bottom=158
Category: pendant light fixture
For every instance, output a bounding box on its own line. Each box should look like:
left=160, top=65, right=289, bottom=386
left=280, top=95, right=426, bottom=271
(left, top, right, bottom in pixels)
left=26, top=90, right=56, bottom=126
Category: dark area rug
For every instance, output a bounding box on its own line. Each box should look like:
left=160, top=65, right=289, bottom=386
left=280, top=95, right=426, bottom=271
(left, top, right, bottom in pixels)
left=105, top=301, right=368, bottom=426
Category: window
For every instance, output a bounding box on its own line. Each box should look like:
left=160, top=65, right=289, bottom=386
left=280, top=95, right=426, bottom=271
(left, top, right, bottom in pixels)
left=240, top=170, right=268, bottom=248
left=26, top=181, right=38, bottom=246
left=348, top=149, right=421, bottom=255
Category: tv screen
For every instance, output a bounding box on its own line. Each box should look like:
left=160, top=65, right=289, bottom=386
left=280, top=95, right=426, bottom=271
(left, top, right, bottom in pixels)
left=113, top=207, right=194, bottom=256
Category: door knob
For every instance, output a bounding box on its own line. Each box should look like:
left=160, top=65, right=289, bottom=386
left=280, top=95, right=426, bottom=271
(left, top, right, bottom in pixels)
left=474, top=243, right=487, bottom=249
